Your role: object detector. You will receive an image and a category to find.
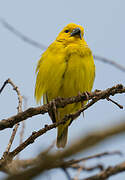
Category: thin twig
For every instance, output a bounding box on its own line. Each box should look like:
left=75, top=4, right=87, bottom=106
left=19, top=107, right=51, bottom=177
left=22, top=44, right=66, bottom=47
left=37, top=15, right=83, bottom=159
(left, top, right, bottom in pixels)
left=1, top=79, right=22, bottom=156
left=71, top=164, right=104, bottom=171
left=4, top=125, right=19, bottom=155
left=93, top=55, right=125, bottom=72
left=106, top=97, right=123, bottom=109
left=8, top=122, right=67, bottom=158
left=62, top=168, right=72, bottom=180
left=0, top=18, right=46, bottom=50
left=84, top=161, right=125, bottom=180
left=0, top=79, right=9, bottom=94
left=7, top=79, right=22, bottom=113
left=19, top=96, right=28, bottom=146
left=62, top=151, right=122, bottom=168
left=19, top=122, right=25, bottom=147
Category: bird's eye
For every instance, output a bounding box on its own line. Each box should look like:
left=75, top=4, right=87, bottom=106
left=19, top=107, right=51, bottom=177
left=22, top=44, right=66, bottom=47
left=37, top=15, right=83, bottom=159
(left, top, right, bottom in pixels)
left=65, top=29, right=69, bottom=33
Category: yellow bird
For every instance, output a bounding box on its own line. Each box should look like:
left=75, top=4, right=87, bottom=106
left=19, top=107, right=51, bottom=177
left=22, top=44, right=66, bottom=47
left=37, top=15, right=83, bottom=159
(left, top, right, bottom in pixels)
left=35, top=23, right=95, bottom=148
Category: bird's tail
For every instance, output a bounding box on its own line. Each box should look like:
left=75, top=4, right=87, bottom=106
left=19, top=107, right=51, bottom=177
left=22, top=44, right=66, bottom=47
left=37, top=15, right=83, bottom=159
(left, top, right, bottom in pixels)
left=57, top=125, right=68, bottom=148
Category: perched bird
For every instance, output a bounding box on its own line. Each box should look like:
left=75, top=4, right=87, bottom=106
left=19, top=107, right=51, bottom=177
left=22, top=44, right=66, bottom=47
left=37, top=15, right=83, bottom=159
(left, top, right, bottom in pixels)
left=35, top=23, right=95, bottom=148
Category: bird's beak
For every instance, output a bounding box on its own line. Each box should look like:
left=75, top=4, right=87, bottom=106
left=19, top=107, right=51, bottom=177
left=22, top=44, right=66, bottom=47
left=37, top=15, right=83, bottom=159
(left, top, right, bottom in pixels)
left=70, top=28, right=82, bottom=39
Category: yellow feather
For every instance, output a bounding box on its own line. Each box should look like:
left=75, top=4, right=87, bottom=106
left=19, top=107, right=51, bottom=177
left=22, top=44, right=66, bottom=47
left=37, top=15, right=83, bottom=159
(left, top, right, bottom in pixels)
left=35, top=23, right=95, bottom=148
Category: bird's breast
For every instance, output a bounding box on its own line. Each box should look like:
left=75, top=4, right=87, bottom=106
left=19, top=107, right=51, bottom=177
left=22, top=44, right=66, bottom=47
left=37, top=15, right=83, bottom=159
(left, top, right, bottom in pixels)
left=58, top=50, right=93, bottom=98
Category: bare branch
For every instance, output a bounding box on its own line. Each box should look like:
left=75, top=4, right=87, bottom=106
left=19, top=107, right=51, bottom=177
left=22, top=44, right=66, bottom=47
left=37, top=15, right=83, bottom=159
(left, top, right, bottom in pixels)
left=1, top=19, right=125, bottom=73
left=62, top=151, right=122, bottom=168
left=3, top=120, right=125, bottom=180
left=84, top=161, right=125, bottom=180
left=6, top=116, right=123, bottom=160
left=93, top=55, right=125, bottom=72
left=0, top=18, right=46, bottom=50
left=0, top=119, right=124, bottom=180
left=3, top=121, right=125, bottom=174
left=9, top=122, right=66, bottom=158
left=0, top=84, right=124, bottom=131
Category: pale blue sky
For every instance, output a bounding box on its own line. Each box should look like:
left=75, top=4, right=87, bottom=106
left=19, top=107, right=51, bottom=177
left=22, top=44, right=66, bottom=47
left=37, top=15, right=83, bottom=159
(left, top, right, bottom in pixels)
left=0, top=0, right=125, bottom=179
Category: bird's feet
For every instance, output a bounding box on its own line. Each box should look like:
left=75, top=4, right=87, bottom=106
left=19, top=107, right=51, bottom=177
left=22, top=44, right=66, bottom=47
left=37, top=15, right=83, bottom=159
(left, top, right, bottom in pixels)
left=78, top=91, right=90, bottom=107
left=51, top=99, right=57, bottom=116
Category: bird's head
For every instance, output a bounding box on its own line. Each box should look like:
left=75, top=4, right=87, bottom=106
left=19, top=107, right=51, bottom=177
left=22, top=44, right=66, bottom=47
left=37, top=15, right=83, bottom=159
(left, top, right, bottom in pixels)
left=56, top=23, right=84, bottom=44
